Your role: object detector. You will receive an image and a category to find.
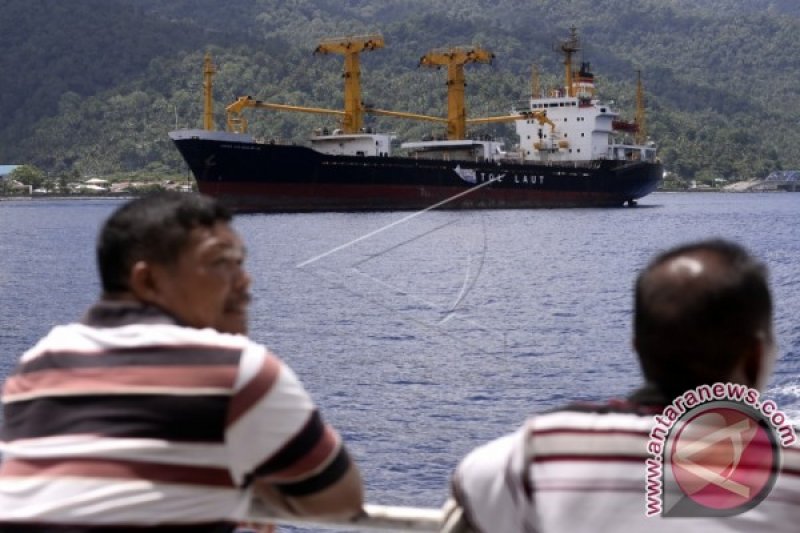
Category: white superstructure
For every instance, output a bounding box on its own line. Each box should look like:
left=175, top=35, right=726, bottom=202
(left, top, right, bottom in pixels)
left=310, top=130, right=394, bottom=157
left=513, top=62, right=657, bottom=165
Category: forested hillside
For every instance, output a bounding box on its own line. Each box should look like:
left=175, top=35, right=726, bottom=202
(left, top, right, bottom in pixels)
left=1, top=0, right=799, bottom=183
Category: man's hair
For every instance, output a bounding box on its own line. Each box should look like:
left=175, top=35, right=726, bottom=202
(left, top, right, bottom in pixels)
left=634, top=239, right=772, bottom=399
left=97, top=191, right=232, bottom=293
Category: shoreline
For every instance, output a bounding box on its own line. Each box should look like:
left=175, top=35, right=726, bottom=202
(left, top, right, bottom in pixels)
left=1, top=192, right=168, bottom=201
left=1, top=194, right=135, bottom=201
left=1, top=189, right=794, bottom=203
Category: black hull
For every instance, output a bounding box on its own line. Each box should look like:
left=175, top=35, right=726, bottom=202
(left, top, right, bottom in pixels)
left=171, top=134, right=662, bottom=212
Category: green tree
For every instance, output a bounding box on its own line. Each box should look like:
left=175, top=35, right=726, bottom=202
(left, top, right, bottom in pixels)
left=2, top=0, right=800, bottom=178
left=10, top=165, right=46, bottom=190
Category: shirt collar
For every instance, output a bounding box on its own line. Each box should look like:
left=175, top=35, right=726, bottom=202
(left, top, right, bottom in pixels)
left=627, top=382, right=669, bottom=408
left=81, top=300, right=180, bottom=328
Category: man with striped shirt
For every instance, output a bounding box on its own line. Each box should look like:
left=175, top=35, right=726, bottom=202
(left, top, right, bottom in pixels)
left=447, top=239, right=800, bottom=532
left=0, top=192, right=363, bottom=531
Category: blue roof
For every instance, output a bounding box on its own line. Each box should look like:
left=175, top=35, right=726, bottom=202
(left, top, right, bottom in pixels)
left=0, top=165, right=20, bottom=177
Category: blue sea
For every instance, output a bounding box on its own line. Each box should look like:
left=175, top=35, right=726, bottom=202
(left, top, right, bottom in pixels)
left=1, top=192, right=799, bottom=521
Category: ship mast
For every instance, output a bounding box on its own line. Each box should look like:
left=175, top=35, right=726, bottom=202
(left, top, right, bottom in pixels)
left=531, top=64, right=541, bottom=98
left=559, top=27, right=580, bottom=97
left=419, top=46, right=494, bottom=140
left=635, top=69, right=647, bottom=145
left=314, top=34, right=384, bottom=133
left=203, top=53, right=216, bottom=131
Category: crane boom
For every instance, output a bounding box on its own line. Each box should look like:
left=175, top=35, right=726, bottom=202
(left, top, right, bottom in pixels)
left=467, top=110, right=555, bottom=132
left=226, top=96, right=344, bottom=133
left=365, top=107, right=446, bottom=124
left=419, top=46, right=494, bottom=140
left=314, top=34, right=384, bottom=133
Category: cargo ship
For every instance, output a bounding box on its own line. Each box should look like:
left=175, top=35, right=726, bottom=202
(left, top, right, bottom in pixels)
left=169, top=30, right=662, bottom=212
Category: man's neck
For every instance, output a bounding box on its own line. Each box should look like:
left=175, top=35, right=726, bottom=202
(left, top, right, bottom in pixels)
left=82, top=298, right=179, bottom=328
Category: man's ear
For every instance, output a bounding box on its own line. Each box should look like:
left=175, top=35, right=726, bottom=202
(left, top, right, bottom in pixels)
left=741, top=335, right=766, bottom=390
left=128, top=260, right=164, bottom=306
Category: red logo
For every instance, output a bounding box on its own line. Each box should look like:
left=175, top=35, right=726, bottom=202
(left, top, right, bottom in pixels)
left=667, top=403, right=779, bottom=515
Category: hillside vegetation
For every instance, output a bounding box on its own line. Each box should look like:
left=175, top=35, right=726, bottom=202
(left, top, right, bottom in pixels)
left=1, top=0, right=799, bottom=183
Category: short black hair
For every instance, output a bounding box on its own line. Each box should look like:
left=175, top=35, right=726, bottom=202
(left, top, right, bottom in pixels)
left=634, top=239, right=772, bottom=399
left=97, top=191, right=232, bottom=293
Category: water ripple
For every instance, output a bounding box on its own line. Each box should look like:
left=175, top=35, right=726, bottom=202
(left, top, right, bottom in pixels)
left=2, top=193, right=799, bottom=519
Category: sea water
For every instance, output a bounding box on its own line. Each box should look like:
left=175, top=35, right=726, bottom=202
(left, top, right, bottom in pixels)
left=1, top=192, right=799, bottom=518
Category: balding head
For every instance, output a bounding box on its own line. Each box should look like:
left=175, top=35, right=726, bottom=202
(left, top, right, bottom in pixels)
left=634, top=240, right=774, bottom=400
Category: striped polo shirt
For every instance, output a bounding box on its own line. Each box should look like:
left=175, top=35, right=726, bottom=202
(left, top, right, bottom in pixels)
left=0, top=301, right=350, bottom=532
left=453, top=393, right=800, bottom=532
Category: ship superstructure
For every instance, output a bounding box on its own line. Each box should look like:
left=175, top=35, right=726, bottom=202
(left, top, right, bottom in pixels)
left=512, top=29, right=655, bottom=166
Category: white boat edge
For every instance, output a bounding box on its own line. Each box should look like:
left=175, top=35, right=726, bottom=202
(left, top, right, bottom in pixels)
left=247, top=501, right=448, bottom=532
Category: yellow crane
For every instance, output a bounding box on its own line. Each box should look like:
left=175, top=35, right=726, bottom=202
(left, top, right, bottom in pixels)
left=224, top=34, right=446, bottom=134
left=419, top=46, right=494, bottom=140
left=314, top=34, right=385, bottom=133
left=218, top=37, right=547, bottom=139
left=634, top=70, right=647, bottom=145
left=225, top=35, right=394, bottom=134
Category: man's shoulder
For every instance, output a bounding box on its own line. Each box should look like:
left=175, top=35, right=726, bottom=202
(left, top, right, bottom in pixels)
left=54, top=319, right=255, bottom=347
left=534, top=398, right=662, bottom=425
left=525, top=398, right=657, bottom=446
left=20, top=319, right=264, bottom=368
left=548, top=396, right=664, bottom=415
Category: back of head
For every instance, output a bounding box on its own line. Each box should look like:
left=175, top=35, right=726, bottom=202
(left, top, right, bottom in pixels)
left=97, top=191, right=231, bottom=294
left=634, top=239, right=773, bottom=400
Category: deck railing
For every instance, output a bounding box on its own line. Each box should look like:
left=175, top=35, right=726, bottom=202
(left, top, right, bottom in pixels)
left=246, top=500, right=465, bottom=532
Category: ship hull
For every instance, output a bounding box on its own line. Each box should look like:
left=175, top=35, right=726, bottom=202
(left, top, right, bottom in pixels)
left=170, top=131, right=662, bottom=212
